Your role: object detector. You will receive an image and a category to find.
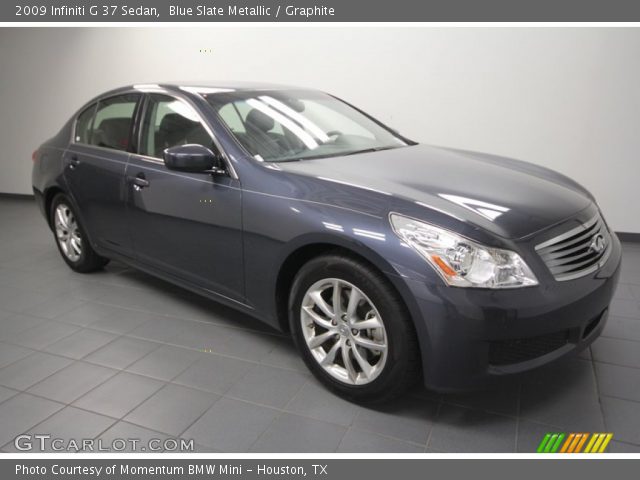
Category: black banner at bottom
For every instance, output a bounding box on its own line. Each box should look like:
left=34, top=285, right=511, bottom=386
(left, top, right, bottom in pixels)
left=2, top=458, right=639, bottom=480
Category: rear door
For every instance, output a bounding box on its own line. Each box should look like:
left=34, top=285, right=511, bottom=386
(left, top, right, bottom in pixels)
left=125, top=93, right=244, bottom=301
left=64, top=92, right=142, bottom=256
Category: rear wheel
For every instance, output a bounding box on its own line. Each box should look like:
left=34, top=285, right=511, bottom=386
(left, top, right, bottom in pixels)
left=50, top=193, right=109, bottom=273
left=290, top=254, right=421, bottom=403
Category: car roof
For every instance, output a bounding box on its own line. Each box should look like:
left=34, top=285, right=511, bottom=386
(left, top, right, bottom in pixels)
left=100, top=81, right=309, bottom=97
left=163, top=81, right=304, bottom=91
left=74, top=82, right=321, bottom=118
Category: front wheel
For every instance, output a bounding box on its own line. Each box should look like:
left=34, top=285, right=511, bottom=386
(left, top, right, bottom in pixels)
left=50, top=193, right=109, bottom=273
left=289, top=254, right=421, bottom=403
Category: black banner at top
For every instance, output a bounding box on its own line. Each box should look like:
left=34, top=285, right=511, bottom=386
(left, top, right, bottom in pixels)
left=4, top=0, right=640, bottom=22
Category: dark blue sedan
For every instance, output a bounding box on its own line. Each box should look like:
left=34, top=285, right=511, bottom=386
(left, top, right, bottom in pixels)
left=31, top=82, right=621, bottom=402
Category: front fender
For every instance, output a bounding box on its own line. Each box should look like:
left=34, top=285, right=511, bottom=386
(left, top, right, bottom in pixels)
left=241, top=198, right=434, bottom=376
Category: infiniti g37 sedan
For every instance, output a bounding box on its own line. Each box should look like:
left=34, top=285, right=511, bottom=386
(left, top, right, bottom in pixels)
left=32, top=83, right=621, bottom=402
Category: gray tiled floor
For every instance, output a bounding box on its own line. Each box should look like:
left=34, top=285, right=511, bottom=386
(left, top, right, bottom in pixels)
left=0, top=197, right=639, bottom=453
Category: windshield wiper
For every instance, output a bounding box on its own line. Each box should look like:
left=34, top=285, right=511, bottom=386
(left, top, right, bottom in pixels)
left=342, top=146, right=399, bottom=157
left=273, top=145, right=401, bottom=163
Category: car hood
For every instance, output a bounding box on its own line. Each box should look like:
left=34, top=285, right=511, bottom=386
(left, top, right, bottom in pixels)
left=277, top=144, right=593, bottom=240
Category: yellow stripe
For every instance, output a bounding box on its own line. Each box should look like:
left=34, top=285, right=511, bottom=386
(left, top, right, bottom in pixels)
left=567, top=434, right=581, bottom=453
left=560, top=433, right=576, bottom=453
left=597, top=433, right=613, bottom=453
left=574, top=433, right=589, bottom=453
left=590, top=434, right=606, bottom=453
left=584, top=433, right=598, bottom=453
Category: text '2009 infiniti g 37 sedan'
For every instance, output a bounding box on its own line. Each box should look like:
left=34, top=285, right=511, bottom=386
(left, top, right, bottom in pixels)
left=32, top=82, right=621, bottom=402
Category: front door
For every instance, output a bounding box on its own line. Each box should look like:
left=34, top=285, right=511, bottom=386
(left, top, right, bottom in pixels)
left=126, top=93, right=244, bottom=302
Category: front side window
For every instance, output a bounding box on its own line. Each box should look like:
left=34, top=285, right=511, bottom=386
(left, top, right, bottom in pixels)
left=74, top=103, right=96, bottom=144
left=207, top=89, right=409, bottom=162
left=140, top=94, right=215, bottom=158
left=90, top=93, right=139, bottom=151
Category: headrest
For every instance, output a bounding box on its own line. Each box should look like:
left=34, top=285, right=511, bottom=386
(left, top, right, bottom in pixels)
left=97, top=117, right=131, bottom=131
left=246, top=109, right=275, bottom=132
left=96, top=117, right=131, bottom=149
left=159, top=113, right=197, bottom=133
left=282, top=98, right=305, bottom=112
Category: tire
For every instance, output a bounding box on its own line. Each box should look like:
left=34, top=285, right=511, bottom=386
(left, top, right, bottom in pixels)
left=50, top=193, right=109, bottom=273
left=289, top=253, right=421, bottom=403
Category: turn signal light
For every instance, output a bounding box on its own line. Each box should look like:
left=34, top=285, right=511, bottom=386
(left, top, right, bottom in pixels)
left=431, top=255, right=458, bottom=277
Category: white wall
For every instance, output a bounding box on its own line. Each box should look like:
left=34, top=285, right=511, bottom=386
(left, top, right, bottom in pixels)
left=1, top=27, right=638, bottom=232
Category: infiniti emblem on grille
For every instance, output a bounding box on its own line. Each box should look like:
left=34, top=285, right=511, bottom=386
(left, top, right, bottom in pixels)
left=589, top=234, right=606, bottom=254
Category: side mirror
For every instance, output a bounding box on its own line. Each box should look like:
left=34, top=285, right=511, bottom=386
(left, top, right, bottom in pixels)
left=163, top=144, right=223, bottom=173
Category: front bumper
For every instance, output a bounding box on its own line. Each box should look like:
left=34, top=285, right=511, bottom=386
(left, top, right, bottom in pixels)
left=402, top=231, right=622, bottom=392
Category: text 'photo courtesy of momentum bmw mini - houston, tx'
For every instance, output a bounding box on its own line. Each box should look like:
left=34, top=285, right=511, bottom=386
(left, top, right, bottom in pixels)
left=31, top=82, right=621, bottom=403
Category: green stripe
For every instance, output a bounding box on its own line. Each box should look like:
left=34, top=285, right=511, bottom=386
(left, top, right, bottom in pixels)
left=536, top=433, right=551, bottom=453
left=544, top=434, right=559, bottom=453
left=537, top=433, right=552, bottom=453
left=550, top=433, right=566, bottom=453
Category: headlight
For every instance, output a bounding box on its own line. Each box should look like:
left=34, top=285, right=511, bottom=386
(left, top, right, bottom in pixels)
left=390, top=213, right=538, bottom=288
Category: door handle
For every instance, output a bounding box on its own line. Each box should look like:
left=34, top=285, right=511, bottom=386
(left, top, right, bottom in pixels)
left=133, top=177, right=150, bottom=188
left=68, top=155, right=80, bottom=170
left=131, top=174, right=150, bottom=191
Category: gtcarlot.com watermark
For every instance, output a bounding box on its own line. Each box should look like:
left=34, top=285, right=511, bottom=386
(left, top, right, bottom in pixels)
left=14, top=434, right=194, bottom=452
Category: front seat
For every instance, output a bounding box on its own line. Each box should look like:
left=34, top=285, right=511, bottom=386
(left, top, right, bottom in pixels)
left=155, top=113, right=200, bottom=157
left=244, top=109, right=291, bottom=159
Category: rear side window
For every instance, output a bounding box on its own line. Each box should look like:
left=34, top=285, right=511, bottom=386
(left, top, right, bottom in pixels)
left=89, top=94, right=140, bottom=151
left=74, top=104, right=96, bottom=143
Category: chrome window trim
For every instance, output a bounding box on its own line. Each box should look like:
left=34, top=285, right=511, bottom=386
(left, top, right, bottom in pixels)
left=130, top=153, right=164, bottom=166
left=69, top=88, right=239, bottom=181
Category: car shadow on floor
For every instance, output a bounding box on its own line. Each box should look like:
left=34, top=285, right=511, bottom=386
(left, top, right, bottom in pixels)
left=100, top=262, right=281, bottom=334
left=82, top=261, right=609, bottom=453
left=109, top=263, right=593, bottom=379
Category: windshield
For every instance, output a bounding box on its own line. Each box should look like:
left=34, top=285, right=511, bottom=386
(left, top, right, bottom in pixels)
left=205, top=89, right=410, bottom=162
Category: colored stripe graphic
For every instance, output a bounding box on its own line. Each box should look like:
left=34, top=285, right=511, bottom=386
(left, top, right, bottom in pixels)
left=584, top=433, right=598, bottom=453
left=538, top=433, right=613, bottom=453
left=559, top=433, right=575, bottom=453
left=537, top=433, right=565, bottom=453
left=574, top=433, right=589, bottom=453
left=550, top=433, right=565, bottom=453
left=590, top=433, right=605, bottom=453
left=565, top=433, right=587, bottom=453
left=544, top=434, right=558, bottom=453
left=584, top=433, right=614, bottom=453
left=597, top=434, right=613, bottom=453
left=537, top=433, right=552, bottom=453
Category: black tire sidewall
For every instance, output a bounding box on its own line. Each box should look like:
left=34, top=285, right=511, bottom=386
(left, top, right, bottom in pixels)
left=289, top=254, right=419, bottom=402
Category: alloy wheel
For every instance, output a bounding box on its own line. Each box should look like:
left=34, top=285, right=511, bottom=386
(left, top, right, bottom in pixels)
left=300, top=278, right=388, bottom=385
left=54, top=203, right=82, bottom=262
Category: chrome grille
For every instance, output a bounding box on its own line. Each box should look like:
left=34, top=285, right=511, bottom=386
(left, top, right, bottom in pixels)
left=535, top=214, right=611, bottom=281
